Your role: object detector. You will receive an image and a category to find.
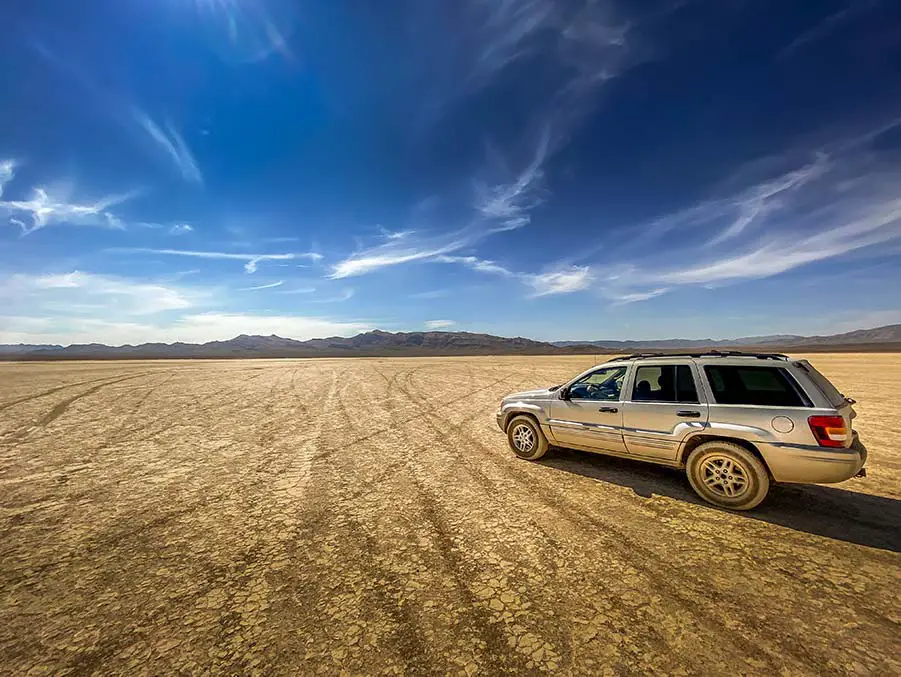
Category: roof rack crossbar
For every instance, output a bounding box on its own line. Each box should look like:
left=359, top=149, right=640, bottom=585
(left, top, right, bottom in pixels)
left=608, top=350, right=790, bottom=362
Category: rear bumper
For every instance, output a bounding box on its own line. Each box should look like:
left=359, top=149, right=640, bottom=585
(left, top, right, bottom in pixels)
left=759, top=433, right=868, bottom=484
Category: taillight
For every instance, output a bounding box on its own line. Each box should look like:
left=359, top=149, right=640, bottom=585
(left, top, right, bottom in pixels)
left=808, top=415, right=848, bottom=448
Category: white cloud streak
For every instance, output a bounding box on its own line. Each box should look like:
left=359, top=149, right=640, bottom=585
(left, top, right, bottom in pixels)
left=525, top=266, right=594, bottom=297
left=433, top=255, right=517, bottom=278
left=609, top=287, right=670, bottom=305
left=708, top=153, right=829, bottom=244
left=238, top=280, right=285, bottom=291
left=133, top=111, right=203, bottom=184
left=410, top=289, right=451, bottom=299
left=1, top=184, right=138, bottom=236
left=658, top=198, right=901, bottom=286
left=330, top=242, right=460, bottom=279
left=114, top=248, right=319, bottom=273
left=434, top=255, right=593, bottom=297
left=169, top=223, right=194, bottom=235
left=193, top=0, right=297, bottom=64
left=425, top=319, right=456, bottom=330
left=475, top=126, right=550, bottom=230
left=778, top=0, right=882, bottom=58
left=0, top=159, right=14, bottom=198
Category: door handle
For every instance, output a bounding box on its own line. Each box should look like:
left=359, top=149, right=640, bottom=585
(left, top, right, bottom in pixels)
left=677, top=410, right=701, bottom=418
left=598, top=406, right=618, bottom=413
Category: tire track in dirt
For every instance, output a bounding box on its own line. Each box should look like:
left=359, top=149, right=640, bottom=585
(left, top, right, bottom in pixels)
left=22, top=367, right=332, bottom=675
left=0, top=372, right=154, bottom=412
left=334, top=366, right=526, bottom=674
left=392, top=364, right=834, bottom=673
left=355, top=363, right=567, bottom=673
left=391, top=365, right=784, bottom=670
left=0, top=371, right=161, bottom=448
left=283, top=370, right=450, bottom=674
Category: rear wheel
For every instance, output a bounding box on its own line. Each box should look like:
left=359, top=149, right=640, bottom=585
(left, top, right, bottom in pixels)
left=506, top=415, right=549, bottom=461
left=686, top=441, right=770, bottom=510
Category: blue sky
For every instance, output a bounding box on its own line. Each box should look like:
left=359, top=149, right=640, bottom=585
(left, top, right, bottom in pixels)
left=2, top=0, right=901, bottom=345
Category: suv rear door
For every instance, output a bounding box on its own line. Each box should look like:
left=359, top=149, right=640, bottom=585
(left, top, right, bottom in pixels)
left=621, top=361, right=709, bottom=461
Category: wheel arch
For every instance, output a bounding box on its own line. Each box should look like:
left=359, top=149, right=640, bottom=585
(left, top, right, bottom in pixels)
left=680, top=434, right=773, bottom=478
left=502, top=410, right=541, bottom=432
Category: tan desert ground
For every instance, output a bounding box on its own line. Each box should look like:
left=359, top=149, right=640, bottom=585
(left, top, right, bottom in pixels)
left=1, top=354, right=899, bottom=675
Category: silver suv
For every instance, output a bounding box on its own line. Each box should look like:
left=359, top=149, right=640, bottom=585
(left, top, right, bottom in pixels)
left=496, top=352, right=867, bottom=510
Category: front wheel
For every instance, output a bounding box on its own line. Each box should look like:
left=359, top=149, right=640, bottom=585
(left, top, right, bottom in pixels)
left=686, top=441, right=770, bottom=511
left=506, top=415, right=549, bottom=461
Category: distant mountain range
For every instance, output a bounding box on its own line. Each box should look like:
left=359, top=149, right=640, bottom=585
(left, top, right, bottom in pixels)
left=1, top=324, right=900, bottom=360
left=552, top=324, right=901, bottom=349
left=0, top=330, right=559, bottom=360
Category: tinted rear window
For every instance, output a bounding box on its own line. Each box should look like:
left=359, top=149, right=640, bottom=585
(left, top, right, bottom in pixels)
left=704, top=366, right=809, bottom=407
left=632, top=365, right=698, bottom=403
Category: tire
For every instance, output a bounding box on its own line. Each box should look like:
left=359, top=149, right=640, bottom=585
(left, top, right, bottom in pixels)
left=686, top=441, right=770, bottom=511
left=506, top=415, right=549, bottom=461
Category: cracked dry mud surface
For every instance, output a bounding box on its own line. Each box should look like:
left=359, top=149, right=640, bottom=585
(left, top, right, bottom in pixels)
left=1, top=355, right=899, bottom=676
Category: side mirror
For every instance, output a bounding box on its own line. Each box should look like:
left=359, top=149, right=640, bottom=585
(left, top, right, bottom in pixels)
left=560, top=387, right=571, bottom=400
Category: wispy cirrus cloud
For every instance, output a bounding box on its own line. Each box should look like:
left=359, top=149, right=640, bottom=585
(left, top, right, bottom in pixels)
left=778, top=0, right=883, bottom=58
left=443, top=0, right=633, bottom=110
left=657, top=197, right=901, bottom=286
left=169, top=224, right=194, bottom=235
left=133, top=111, right=203, bottom=184
left=115, top=248, right=321, bottom=273
left=1, top=179, right=139, bottom=236
left=330, top=240, right=460, bottom=279
left=238, top=280, right=284, bottom=291
left=708, top=153, right=829, bottom=245
left=193, top=0, right=297, bottom=64
left=31, top=42, right=205, bottom=185
left=433, top=255, right=517, bottom=278
left=579, top=127, right=901, bottom=302
left=0, top=159, right=14, bottom=197
left=525, top=266, right=594, bottom=297
left=410, top=289, right=452, bottom=300
left=335, top=1, right=637, bottom=283
left=425, top=319, right=456, bottom=330
left=474, top=126, right=550, bottom=231
left=609, top=287, right=670, bottom=305
left=434, top=254, right=593, bottom=297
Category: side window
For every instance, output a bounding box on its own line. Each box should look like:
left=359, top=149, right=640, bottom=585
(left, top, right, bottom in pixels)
left=568, top=367, right=627, bottom=401
left=703, top=366, right=809, bottom=407
left=632, top=365, right=698, bottom=403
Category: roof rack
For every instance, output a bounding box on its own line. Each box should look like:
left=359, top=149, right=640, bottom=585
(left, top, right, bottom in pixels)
left=608, top=350, right=790, bottom=362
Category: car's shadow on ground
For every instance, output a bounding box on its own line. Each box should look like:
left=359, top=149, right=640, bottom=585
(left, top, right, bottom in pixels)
left=538, top=448, right=901, bottom=553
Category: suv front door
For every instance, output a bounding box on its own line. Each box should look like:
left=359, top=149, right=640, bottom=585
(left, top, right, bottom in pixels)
left=622, top=362, right=709, bottom=461
left=549, top=365, right=628, bottom=454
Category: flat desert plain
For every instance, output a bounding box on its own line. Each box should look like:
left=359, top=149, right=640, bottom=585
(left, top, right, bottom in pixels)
left=1, top=354, right=899, bottom=676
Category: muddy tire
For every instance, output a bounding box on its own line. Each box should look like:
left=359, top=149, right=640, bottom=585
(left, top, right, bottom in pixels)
left=686, top=441, right=770, bottom=511
left=506, top=415, right=549, bottom=461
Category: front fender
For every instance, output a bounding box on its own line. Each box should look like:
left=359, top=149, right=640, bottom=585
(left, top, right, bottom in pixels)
left=498, top=401, right=549, bottom=431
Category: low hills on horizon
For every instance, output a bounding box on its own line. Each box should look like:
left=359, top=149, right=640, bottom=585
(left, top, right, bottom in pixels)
left=2, top=324, right=901, bottom=360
